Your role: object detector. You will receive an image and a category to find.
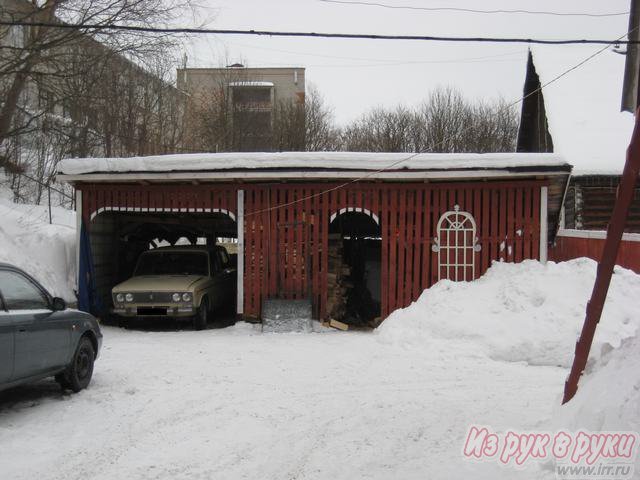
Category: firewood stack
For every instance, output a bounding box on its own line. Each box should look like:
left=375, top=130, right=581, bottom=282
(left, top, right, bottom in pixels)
left=326, top=234, right=352, bottom=321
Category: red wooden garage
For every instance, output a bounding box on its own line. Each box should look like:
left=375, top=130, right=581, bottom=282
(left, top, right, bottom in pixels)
left=57, top=152, right=571, bottom=325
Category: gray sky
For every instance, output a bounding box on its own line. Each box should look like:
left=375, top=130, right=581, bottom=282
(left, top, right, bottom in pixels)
left=185, top=0, right=630, bottom=125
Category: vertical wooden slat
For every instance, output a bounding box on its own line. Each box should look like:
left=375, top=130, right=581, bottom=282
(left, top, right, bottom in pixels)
left=532, top=186, right=541, bottom=260
left=320, top=187, right=329, bottom=318
left=269, top=188, right=277, bottom=297
left=397, top=188, right=407, bottom=308
left=389, top=188, right=399, bottom=312
left=524, top=187, right=533, bottom=259
left=507, top=187, right=515, bottom=262
left=515, top=189, right=524, bottom=263
left=481, top=188, right=490, bottom=274
left=412, top=188, right=423, bottom=300
left=499, top=186, right=507, bottom=262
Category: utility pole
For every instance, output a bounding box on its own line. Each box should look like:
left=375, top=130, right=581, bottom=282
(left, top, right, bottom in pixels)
left=563, top=0, right=640, bottom=404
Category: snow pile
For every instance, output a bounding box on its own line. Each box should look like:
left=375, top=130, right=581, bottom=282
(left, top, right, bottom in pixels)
left=552, top=332, right=640, bottom=434
left=377, top=259, right=640, bottom=368
left=0, top=185, right=76, bottom=301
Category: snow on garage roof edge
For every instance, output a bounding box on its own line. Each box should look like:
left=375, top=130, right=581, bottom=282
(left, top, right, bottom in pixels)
left=57, top=152, right=571, bottom=179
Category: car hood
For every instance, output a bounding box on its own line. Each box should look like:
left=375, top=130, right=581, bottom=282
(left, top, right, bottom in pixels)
left=113, top=275, right=206, bottom=292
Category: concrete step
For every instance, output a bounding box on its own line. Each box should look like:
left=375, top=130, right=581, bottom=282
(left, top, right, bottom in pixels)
left=261, top=298, right=313, bottom=333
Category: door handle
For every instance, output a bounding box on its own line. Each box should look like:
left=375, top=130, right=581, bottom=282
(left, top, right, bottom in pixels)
left=18, top=327, right=26, bottom=333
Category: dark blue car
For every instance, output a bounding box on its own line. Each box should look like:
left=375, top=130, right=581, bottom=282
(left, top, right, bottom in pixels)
left=0, top=263, right=102, bottom=393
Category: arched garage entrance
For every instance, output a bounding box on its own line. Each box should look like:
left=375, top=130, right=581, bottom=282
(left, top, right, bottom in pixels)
left=327, top=209, right=381, bottom=327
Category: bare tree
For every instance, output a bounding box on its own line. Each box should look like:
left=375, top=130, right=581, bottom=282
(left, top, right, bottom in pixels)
left=262, top=84, right=339, bottom=152
left=339, top=86, right=519, bottom=153
left=341, top=105, right=415, bottom=152
left=0, top=0, right=193, bottom=148
left=302, top=85, right=340, bottom=151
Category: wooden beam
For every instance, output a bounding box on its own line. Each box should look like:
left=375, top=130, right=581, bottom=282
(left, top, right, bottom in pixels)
left=237, top=189, right=245, bottom=317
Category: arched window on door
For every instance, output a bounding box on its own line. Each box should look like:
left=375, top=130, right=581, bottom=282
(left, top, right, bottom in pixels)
left=432, top=205, right=481, bottom=282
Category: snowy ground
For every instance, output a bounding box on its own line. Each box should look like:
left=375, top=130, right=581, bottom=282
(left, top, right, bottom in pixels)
left=0, top=323, right=567, bottom=480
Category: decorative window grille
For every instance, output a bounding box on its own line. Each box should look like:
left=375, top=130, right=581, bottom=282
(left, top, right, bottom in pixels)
left=432, top=205, right=481, bottom=281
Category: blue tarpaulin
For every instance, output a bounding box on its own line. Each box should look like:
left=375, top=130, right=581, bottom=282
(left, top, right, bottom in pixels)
left=77, top=220, right=101, bottom=316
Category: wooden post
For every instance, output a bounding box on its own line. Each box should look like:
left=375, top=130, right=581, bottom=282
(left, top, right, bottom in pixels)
left=237, top=189, right=244, bottom=318
left=562, top=107, right=640, bottom=404
left=539, top=186, right=548, bottom=263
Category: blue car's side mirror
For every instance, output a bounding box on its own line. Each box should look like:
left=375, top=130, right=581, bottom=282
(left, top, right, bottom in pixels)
left=52, top=297, right=66, bottom=311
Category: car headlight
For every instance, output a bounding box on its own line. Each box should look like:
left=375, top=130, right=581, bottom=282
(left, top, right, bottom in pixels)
left=116, top=293, right=124, bottom=303
left=182, top=292, right=192, bottom=302
left=172, top=293, right=181, bottom=302
left=125, top=293, right=134, bottom=302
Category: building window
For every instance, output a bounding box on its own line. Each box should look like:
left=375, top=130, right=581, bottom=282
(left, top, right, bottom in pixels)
left=432, top=205, right=481, bottom=282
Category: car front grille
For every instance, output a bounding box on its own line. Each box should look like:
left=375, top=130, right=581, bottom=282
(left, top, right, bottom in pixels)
left=131, top=292, right=175, bottom=303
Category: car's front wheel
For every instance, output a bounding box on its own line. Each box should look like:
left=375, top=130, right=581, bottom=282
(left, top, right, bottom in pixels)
left=58, top=337, right=95, bottom=392
left=194, top=298, right=209, bottom=331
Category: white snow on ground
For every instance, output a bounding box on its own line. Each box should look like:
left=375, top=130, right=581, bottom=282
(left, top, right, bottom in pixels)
left=377, top=259, right=640, bottom=369
left=0, top=324, right=567, bottom=480
left=551, top=333, right=640, bottom=474
left=0, top=259, right=638, bottom=479
left=0, top=185, right=76, bottom=301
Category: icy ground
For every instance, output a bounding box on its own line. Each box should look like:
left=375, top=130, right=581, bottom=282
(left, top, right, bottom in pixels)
left=0, top=324, right=568, bottom=480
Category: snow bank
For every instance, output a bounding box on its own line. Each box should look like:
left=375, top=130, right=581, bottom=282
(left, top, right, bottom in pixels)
left=552, top=333, right=640, bottom=434
left=0, top=185, right=76, bottom=301
left=377, top=259, right=640, bottom=368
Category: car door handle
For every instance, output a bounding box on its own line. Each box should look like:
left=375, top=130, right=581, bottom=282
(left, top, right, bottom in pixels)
left=17, top=327, right=27, bottom=333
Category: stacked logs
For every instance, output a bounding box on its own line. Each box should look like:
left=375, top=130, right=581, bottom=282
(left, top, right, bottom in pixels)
left=326, top=234, right=352, bottom=321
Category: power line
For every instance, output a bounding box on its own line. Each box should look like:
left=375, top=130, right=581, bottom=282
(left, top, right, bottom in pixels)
left=217, top=39, right=525, bottom=67
left=318, top=0, right=630, bottom=18
left=244, top=28, right=633, bottom=217
left=1, top=20, right=639, bottom=45
left=254, top=57, right=522, bottom=69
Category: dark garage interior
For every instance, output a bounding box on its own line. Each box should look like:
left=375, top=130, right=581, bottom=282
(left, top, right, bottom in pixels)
left=89, top=211, right=237, bottom=322
left=327, top=211, right=381, bottom=327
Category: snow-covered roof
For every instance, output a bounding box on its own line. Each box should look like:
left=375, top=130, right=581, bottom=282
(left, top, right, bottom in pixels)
left=57, top=152, right=570, bottom=181
left=530, top=46, right=635, bottom=176
left=228, top=81, right=274, bottom=87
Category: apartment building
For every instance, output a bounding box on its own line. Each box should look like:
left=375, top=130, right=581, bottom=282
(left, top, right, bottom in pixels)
left=177, top=66, right=305, bottom=152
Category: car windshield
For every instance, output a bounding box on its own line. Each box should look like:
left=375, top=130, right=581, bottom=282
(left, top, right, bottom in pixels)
left=134, top=251, right=208, bottom=276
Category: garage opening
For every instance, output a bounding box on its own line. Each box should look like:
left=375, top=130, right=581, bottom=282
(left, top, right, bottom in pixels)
left=327, top=210, right=381, bottom=328
left=89, top=210, right=237, bottom=321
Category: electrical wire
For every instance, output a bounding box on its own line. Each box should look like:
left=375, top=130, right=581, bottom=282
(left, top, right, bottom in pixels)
left=243, top=28, right=634, bottom=217
left=1, top=20, right=638, bottom=46
left=317, top=0, right=630, bottom=18
left=215, top=40, right=526, bottom=67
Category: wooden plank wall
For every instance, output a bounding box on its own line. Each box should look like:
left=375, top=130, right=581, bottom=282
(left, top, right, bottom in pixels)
left=565, top=176, right=640, bottom=232
left=549, top=235, right=640, bottom=274
left=81, top=184, right=237, bottom=224
left=81, top=181, right=545, bottom=320
left=242, top=180, right=545, bottom=320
